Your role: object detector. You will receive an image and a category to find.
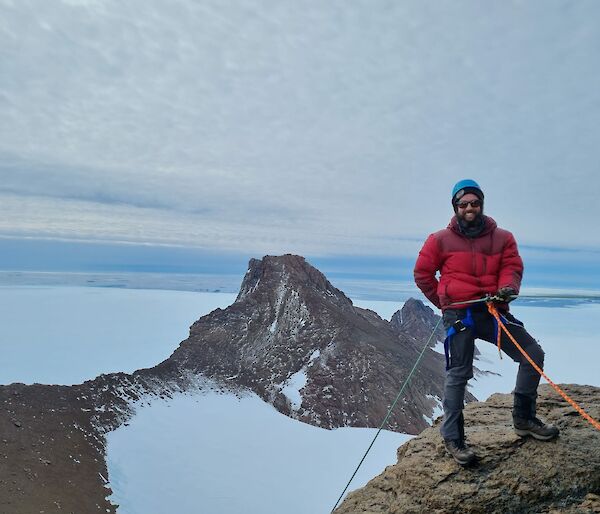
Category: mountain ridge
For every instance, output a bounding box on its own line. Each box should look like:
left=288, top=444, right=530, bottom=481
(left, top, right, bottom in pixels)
left=167, top=254, right=450, bottom=432
left=0, top=254, right=448, bottom=512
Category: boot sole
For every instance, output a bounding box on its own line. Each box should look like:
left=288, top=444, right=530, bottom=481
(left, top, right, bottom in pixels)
left=446, top=451, right=477, bottom=466
left=453, top=457, right=476, bottom=466
left=514, top=428, right=559, bottom=441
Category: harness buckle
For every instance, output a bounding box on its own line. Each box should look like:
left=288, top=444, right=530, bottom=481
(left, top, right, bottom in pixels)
left=453, top=319, right=467, bottom=332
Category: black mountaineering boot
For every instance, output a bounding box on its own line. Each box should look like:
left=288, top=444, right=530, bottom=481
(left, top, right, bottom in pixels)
left=444, top=439, right=476, bottom=466
left=513, top=417, right=560, bottom=441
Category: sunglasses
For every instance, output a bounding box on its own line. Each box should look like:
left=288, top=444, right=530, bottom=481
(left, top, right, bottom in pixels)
left=456, top=200, right=482, bottom=209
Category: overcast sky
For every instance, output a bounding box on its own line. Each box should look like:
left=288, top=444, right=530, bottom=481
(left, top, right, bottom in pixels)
left=1, top=1, right=600, bottom=282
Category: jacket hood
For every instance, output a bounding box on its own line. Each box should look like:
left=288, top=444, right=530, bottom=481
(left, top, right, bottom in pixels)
left=448, top=215, right=497, bottom=237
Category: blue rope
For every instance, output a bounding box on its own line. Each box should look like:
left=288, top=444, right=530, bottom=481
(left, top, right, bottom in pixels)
left=330, top=316, right=443, bottom=513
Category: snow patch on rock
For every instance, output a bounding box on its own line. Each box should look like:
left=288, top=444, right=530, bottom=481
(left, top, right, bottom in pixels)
left=422, top=394, right=443, bottom=425
left=280, top=349, right=321, bottom=410
left=432, top=339, right=445, bottom=355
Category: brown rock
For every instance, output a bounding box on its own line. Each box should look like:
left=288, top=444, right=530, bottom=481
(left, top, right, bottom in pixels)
left=335, top=384, right=600, bottom=514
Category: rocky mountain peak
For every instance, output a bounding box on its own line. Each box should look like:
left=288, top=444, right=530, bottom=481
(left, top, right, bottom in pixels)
left=391, top=297, right=436, bottom=330
left=174, top=255, right=447, bottom=433
left=236, top=254, right=352, bottom=309
left=391, top=297, right=445, bottom=345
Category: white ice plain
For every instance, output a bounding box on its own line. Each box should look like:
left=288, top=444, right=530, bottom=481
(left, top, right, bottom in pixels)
left=107, top=387, right=412, bottom=514
left=0, top=286, right=236, bottom=385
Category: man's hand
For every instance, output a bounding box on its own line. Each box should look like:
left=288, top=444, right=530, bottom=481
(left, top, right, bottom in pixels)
left=495, top=287, right=517, bottom=302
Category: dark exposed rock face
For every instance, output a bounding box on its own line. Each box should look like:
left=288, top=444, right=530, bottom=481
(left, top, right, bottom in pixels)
left=0, top=254, right=465, bottom=511
left=390, top=297, right=445, bottom=344
left=335, top=384, right=600, bottom=514
left=169, top=254, right=447, bottom=433
left=0, top=384, right=115, bottom=513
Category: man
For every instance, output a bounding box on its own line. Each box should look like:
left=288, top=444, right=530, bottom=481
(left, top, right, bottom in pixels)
left=414, top=179, right=559, bottom=466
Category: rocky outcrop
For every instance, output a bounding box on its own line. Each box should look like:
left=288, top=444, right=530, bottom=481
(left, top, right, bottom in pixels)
left=334, top=384, right=600, bottom=514
left=0, top=383, right=115, bottom=513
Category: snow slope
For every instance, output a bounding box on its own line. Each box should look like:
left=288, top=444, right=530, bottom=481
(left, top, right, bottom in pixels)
left=106, top=387, right=411, bottom=514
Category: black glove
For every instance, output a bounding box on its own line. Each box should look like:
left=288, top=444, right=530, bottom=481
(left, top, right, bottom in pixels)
left=495, top=287, right=517, bottom=302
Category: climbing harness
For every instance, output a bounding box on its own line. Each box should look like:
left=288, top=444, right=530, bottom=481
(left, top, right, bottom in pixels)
left=443, top=307, right=475, bottom=369
left=329, top=316, right=442, bottom=513
left=445, top=294, right=520, bottom=362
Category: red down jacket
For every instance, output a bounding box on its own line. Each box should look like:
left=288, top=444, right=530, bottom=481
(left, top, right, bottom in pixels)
left=414, top=216, right=523, bottom=310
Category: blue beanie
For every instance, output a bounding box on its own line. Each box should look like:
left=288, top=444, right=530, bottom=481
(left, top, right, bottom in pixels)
left=451, top=179, right=484, bottom=206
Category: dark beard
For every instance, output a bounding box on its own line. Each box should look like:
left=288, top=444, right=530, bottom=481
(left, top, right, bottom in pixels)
left=457, top=213, right=485, bottom=237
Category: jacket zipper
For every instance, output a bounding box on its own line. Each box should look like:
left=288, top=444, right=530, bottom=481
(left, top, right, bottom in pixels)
left=471, top=239, right=483, bottom=293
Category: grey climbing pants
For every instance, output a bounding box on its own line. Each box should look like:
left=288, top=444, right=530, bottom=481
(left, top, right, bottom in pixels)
left=440, top=307, right=545, bottom=442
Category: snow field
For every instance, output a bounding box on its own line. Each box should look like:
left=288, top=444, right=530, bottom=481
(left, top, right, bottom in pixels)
left=0, top=287, right=236, bottom=385
left=107, top=389, right=411, bottom=514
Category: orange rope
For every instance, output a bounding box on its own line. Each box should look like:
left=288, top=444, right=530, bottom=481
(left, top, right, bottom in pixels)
left=495, top=313, right=503, bottom=359
left=487, top=302, right=600, bottom=432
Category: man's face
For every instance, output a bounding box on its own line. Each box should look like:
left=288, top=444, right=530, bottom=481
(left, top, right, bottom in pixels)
left=455, top=192, right=482, bottom=224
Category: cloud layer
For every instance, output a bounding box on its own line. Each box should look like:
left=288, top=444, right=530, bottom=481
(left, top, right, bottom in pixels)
left=2, top=1, right=600, bottom=257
